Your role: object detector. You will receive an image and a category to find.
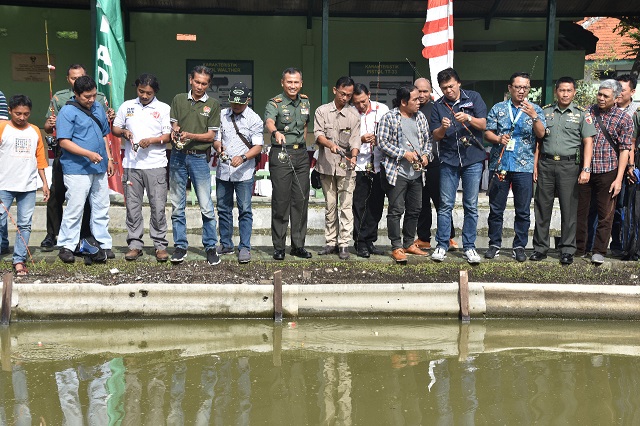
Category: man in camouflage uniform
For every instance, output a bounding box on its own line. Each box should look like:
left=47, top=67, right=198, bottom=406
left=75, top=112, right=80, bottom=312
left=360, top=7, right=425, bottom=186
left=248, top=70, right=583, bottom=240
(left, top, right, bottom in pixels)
left=530, top=76, right=596, bottom=265
left=264, top=67, right=312, bottom=260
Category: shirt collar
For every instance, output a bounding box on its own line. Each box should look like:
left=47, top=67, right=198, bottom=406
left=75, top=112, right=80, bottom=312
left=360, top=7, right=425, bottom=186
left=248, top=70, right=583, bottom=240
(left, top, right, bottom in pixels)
left=134, top=97, right=158, bottom=108
left=188, top=90, right=209, bottom=103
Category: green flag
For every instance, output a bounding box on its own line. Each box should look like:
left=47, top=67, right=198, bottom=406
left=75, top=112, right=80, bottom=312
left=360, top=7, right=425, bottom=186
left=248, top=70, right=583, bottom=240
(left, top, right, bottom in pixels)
left=95, top=0, right=127, bottom=111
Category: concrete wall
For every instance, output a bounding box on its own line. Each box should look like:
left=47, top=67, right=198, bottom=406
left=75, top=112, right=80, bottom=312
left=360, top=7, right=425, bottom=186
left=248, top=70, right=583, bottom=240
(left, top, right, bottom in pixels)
left=0, top=7, right=586, bottom=122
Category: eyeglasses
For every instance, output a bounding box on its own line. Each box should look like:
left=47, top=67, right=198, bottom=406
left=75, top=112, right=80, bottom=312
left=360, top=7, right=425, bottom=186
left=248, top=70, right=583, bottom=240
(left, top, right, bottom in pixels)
left=510, top=85, right=530, bottom=92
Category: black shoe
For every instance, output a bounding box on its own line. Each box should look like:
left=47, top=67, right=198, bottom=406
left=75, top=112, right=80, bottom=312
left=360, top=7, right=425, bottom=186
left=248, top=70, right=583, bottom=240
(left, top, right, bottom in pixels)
left=0, top=247, right=9, bottom=255
left=206, top=248, right=221, bottom=266
left=105, top=249, right=115, bottom=259
left=485, top=246, right=500, bottom=259
left=356, top=246, right=370, bottom=258
left=273, top=249, right=285, bottom=260
left=171, top=247, right=188, bottom=264
left=338, top=247, right=350, bottom=260
left=58, top=248, right=75, bottom=263
left=318, top=245, right=338, bottom=255
left=512, top=247, right=526, bottom=262
left=560, top=253, right=574, bottom=265
left=529, top=251, right=547, bottom=261
left=290, top=247, right=312, bottom=259
left=367, top=243, right=385, bottom=256
left=40, top=234, right=56, bottom=251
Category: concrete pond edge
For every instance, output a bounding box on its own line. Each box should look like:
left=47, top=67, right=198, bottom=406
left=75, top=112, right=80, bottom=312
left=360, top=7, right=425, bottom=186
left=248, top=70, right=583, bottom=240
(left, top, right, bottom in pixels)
left=1, top=281, right=639, bottom=321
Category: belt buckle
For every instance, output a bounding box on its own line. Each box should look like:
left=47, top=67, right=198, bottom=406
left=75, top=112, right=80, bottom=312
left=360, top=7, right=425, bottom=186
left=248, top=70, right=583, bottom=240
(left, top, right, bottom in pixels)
left=292, top=144, right=299, bottom=150
left=553, top=155, right=560, bottom=161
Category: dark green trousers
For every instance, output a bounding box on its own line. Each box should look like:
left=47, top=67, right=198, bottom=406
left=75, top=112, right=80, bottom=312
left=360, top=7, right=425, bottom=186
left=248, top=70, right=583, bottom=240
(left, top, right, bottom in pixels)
left=269, top=148, right=310, bottom=250
left=533, top=158, right=580, bottom=254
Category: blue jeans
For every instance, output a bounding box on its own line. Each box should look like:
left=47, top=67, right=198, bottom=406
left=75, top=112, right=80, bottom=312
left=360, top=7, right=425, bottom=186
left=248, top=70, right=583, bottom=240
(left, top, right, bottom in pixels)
left=0, top=190, right=36, bottom=263
left=436, top=161, right=483, bottom=250
left=170, top=151, right=218, bottom=250
left=216, top=177, right=254, bottom=251
left=488, top=171, right=533, bottom=249
left=58, top=173, right=112, bottom=251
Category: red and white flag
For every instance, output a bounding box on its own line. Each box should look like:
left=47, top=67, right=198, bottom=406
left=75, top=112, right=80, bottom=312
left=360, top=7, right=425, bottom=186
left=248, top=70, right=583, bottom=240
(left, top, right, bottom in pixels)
left=421, top=0, right=454, bottom=98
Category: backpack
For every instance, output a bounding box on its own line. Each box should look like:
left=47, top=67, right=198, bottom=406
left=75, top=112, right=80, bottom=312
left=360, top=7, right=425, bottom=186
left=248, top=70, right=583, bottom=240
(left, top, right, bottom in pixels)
left=77, top=236, right=107, bottom=265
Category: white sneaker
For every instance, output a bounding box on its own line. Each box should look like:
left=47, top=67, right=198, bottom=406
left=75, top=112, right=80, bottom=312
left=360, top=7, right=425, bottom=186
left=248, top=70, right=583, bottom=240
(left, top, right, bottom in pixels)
left=463, top=248, right=481, bottom=264
left=431, top=247, right=446, bottom=262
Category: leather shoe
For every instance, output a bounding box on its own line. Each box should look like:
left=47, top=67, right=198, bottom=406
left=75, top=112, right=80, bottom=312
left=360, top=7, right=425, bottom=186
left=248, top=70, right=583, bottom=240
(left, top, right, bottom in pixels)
left=338, top=247, right=350, bottom=260
left=318, top=245, right=338, bottom=255
left=155, top=249, right=169, bottom=262
left=367, top=243, right=385, bottom=256
left=40, top=234, right=56, bottom=251
left=529, top=251, right=547, bottom=261
left=290, top=247, right=312, bottom=258
left=560, top=253, right=574, bottom=265
left=273, top=249, right=285, bottom=260
left=105, top=249, right=115, bottom=259
left=391, top=248, right=407, bottom=264
left=405, top=243, right=428, bottom=256
left=125, top=248, right=143, bottom=261
left=414, top=238, right=431, bottom=249
left=356, top=246, right=370, bottom=258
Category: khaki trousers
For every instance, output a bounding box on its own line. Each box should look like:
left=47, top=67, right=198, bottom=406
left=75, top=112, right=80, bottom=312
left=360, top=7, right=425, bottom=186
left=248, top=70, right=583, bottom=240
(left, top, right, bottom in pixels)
left=320, top=172, right=356, bottom=247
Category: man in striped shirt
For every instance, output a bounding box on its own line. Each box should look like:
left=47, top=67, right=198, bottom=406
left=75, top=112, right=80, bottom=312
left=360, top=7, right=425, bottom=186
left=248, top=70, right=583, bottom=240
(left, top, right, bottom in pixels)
left=576, top=79, right=634, bottom=264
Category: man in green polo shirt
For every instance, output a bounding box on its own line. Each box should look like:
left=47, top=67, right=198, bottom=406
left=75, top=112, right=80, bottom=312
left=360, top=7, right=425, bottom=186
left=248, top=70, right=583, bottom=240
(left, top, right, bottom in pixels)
left=530, top=76, right=596, bottom=265
left=264, top=67, right=313, bottom=260
left=169, top=65, right=221, bottom=265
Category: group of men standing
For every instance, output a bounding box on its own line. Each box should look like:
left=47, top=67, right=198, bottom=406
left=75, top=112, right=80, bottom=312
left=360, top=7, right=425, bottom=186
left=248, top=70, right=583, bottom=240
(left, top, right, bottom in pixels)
left=3, top=63, right=638, bottom=268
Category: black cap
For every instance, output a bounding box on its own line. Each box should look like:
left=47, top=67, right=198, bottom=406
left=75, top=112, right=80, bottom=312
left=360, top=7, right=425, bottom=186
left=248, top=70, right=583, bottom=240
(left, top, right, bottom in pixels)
left=228, top=82, right=250, bottom=104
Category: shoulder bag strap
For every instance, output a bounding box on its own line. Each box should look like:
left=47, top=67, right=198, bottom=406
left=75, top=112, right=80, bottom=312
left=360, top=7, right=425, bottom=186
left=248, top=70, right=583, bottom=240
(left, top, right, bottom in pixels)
left=594, top=112, right=619, bottom=155
left=230, top=114, right=252, bottom=150
left=65, top=100, right=103, bottom=131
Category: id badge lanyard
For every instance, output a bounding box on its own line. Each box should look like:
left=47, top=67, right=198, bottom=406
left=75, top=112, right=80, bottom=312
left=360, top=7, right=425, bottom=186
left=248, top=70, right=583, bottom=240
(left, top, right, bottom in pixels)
left=506, top=100, right=523, bottom=152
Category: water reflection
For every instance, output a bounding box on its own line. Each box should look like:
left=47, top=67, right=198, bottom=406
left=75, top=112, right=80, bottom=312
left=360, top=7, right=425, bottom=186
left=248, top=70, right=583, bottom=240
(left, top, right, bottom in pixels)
left=0, top=319, right=640, bottom=425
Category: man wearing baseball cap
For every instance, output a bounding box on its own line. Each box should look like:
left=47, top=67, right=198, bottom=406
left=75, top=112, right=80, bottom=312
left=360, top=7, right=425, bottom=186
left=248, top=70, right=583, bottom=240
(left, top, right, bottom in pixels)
left=213, top=82, right=264, bottom=263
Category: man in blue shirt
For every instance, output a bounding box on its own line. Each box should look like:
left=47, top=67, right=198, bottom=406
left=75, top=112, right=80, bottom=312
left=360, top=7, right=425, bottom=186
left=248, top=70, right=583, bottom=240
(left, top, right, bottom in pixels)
left=485, top=72, right=546, bottom=262
left=430, top=68, right=487, bottom=264
left=55, top=76, right=115, bottom=263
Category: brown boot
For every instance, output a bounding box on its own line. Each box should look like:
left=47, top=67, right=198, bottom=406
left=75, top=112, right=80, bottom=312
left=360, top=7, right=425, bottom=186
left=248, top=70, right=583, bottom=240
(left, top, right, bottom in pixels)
left=391, top=248, right=407, bottom=264
left=125, top=248, right=143, bottom=261
left=155, top=249, right=169, bottom=262
left=405, top=244, right=428, bottom=256
left=414, top=238, right=431, bottom=249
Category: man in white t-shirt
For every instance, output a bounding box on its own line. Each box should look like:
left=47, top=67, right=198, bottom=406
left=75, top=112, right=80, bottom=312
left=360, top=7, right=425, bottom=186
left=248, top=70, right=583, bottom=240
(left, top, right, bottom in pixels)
left=351, top=83, right=389, bottom=257
left=112, top=74, right=171, bottom=262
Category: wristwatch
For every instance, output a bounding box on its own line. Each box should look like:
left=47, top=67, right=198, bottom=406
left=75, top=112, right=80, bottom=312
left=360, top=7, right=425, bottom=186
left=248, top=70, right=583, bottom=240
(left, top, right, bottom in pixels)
left=627, top=164, right=635, bottom=169
left=582, top=167, right=591, bottom=173
left=241, top=154, right=247, bottom=163
left=531, top=116, right=540, bottom=123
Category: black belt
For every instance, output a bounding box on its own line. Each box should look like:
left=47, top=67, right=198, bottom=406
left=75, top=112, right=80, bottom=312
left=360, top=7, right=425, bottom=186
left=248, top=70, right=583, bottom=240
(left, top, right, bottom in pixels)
left=271, top=144, right=305, bottom=150
left=184, top=149, right=209, bottom=155
left=543, top=153, right=576, bottom=161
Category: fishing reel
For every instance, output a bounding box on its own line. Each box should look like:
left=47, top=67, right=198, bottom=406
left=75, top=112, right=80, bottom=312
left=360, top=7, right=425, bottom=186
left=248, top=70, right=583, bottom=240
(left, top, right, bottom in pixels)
left=495, top=170, right=508, bottom=182
left=365, top=162, right=374, bottom=173
left=45, top=135, right=58, bottom=148
left=132, top=142, right=140, bottom=152
left=334, top=146, right=349, bottom=170
left=277, top=150, right=290, bottom=163
left=219, top=151, right=230, bottom=162
left=173, top=130, right=190, bottom=150
left=459, top=135, right=479, bottom=148
left=412, top=162, right=425, bottom=172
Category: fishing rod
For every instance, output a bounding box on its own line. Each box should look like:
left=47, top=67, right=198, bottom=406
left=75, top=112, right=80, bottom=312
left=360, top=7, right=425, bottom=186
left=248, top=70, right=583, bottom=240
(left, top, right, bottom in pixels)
left=405, top=58, right=444, bottom=98
left=44, top=20, right=58, bottom=149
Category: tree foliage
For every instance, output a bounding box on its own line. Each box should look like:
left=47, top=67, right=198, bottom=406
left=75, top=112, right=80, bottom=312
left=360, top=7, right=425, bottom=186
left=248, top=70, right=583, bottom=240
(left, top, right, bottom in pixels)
left=614, top=17, right=640, bottom=77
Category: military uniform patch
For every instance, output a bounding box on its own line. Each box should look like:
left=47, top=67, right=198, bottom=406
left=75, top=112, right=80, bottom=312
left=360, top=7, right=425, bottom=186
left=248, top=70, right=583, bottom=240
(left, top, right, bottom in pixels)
left=585, top=116, right=593, bottom=124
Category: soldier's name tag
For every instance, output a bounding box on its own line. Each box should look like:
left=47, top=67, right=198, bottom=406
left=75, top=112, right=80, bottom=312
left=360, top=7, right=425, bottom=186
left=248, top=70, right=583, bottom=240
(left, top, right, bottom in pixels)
left=301, top=108, right=309, bottom=115
left=506, top=138, right=516, bottom=151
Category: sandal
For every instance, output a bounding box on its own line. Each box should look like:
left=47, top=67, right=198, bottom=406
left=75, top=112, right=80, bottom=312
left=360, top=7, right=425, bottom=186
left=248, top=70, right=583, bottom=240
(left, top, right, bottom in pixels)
left=13, top=262, right=29, bottom=277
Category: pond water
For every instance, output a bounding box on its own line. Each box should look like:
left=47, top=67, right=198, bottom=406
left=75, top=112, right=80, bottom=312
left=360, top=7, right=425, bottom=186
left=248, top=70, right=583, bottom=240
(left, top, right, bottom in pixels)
left=1, top=319, right=639, bottom=425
